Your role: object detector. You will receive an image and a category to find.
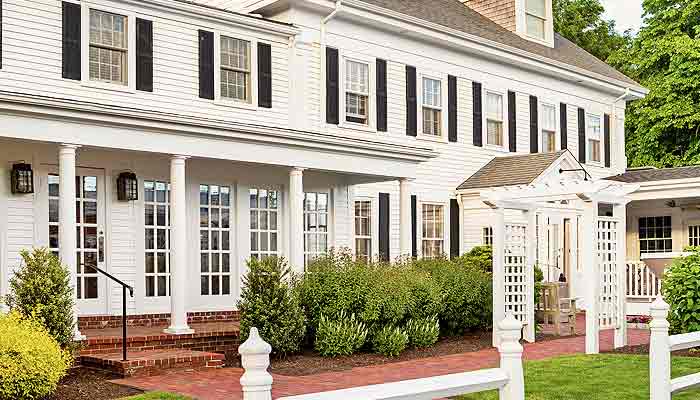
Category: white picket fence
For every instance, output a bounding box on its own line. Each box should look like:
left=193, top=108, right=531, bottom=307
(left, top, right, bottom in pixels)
left=649, top=296, right=700, bottom=400
left=626, top=261, right=663, bottom=315
left=239, top=314, right=526, bottom=400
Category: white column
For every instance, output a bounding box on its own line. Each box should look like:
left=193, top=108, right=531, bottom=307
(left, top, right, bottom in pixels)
left=583, top=200, right=599, bottom=354
left=164, top=155, right=193, bottom=335
left=614, top=202, right=628, bottom=348
left=399, top=178, right=412, bottom=257
left=492, top=207, right=506, bottom=347
left=289, top=168, right=305, bottom=273
left=59, top=144, right=85, bottom=341
left=649, top=296, right=671, bottom=400
left=524, top=208, right=537, bottom=343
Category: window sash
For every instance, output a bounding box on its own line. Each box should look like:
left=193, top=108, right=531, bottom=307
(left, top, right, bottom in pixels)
left=346, top=60, right=369, bottom=95
left=346, top=92, right=369, bottom=121
left=422, top=108, right=442, bottom=136
left=89, top=10, right=128, bottom=85
left=543, top=130, right=556, bottom=152
left=586, top=115, right=602, bottom=139
left=689, top=225, right=700, bottom=247
left=221, top=36, right=250, bottom=72
left=526, top=14, right=546, bottom=39
left=588, top=138, right=601, bottom=162
left=422, top=77, right=442, bottom=108
left=486, top=92, right=503, bottom=120
left=526, top=0, right=546, bottom=18
left=487, top=119, right=504, bottom=146
left=639, top=216, right=672, bottom=255
left=483, top=227, right=494, bottom=246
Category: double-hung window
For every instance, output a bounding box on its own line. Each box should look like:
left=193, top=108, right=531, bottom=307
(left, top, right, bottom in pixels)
left=354, top=200, right=372, bottom=262
left=486, top=91, right=504, bottom=146
left=639, top=216, right=672, bottom=255
left=689, top=225, right=700, bottom=247
left=345, top=60, right=370, bottom=125
left=304, top=192, right=329, bottom=266
left=541, top=103, right=557, bottom=153
left=586, top=114, right=602, bottom=163
left=250, top=188, right=279, bottom=260
left=200, top=185, right=232, bottom=296
left=422, top=77, right=442, bottom=136
left=220, top=36, right=251, bottom=102
left=422, top=204, right=444, bottom=259
left=482, top=227, right=494, bottom=246
left=89, top=9, right=128, bottom=85
left=525, top=0, right=547, bottom=40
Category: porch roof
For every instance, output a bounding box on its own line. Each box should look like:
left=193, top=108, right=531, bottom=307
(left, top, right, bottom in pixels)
left=456, top=151, right=568, bottom=190
left=605, top=166, right=700, bottom=183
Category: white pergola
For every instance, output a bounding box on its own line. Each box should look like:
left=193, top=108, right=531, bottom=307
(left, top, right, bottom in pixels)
left=482, top=179, right=639, bottom=354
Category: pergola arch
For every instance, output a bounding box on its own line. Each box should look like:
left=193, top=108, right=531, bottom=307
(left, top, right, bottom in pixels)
left=482, top=179, right=639, bottom=354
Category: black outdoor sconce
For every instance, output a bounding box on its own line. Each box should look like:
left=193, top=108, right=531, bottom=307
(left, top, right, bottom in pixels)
left=117, top=172, right=138, bottom=201
left=11, top=163, right=34, bottom=194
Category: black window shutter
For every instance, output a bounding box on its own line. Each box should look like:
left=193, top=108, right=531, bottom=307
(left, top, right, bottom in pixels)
left=529, top=95, right=538, bottom=153
left=450, top=199, right=460, bottom=259
left=411, top=195, right=417, bottom=258
left=406, top=66, right=417, bottom=136
left=62, top=2, right=81, bottom=80
left=136, top=18, right=153, bottom=92
left=326, top=47, right=339, bottom=124
left=198, top=30, right=214, bottom=100
left=578, top=108, right=586, bottom=162
left=604, top=113, right=611, bottom=167
left=448, top=75, right=458, bottom=142
left=379, top=193, right=390, bottom=262
left=560, top=103, right=568, bottom=150
left=258, top=43, right=272, bottom=108
left=508, top=91, right=517, bottom=152
left=472, top=82, right=483, bottom=147
left=376, top=59, right=388, bottom=132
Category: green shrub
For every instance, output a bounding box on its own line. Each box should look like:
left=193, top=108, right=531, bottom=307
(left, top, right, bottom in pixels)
left=662, top=251, right=700, bottom=334
left=0, top=312, right=71, bottom=400
left=237, top=257, right=306, bottom=356
left=404, top=316, right=440, bottom=348
left=5, top=248, right=75, bottom=348
left=372, top=325, right=408, bottom=357
left=455, top=246, right=493, bottom=273
left=314, top=311, right=368, bottom=357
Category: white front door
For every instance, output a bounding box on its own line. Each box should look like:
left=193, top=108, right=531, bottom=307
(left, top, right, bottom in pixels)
left=48, top=169, right=108, bottom=315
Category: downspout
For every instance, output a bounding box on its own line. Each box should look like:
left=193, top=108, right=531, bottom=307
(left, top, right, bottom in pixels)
left=320, top=0, right=342, bottom=128
left=611, top=88, right=632, bottom=172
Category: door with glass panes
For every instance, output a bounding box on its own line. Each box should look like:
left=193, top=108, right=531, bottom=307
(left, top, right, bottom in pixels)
left=48, top=170, right=107, bottom=315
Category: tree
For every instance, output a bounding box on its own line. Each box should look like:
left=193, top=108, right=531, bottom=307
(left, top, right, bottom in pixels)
left=608, top=0, right=700, bottom=167
left=553, top=0, right=631, bottom=63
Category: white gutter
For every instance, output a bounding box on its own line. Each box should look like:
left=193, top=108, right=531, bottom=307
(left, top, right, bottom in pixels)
left=320, top=0, right=343, bottom=127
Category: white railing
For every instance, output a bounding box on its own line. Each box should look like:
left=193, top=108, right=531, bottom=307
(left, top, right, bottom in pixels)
left=626, top=261, right=662, bottom=301
left=649, top=296, right=700, bottom=400
left=239, top=314, right=525, bottom=400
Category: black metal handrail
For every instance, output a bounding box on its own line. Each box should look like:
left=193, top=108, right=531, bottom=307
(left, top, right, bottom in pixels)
left=83, top=264, right=134, bottom=361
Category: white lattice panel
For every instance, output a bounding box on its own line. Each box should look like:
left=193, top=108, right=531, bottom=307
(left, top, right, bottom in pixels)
left=504, top=224, right=528, bottom=324
left=597, top=218, right=620, bottom=329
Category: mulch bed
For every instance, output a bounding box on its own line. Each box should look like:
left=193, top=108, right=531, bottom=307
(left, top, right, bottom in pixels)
left=609, top=343, right=700, bottom=357
left=48, top=367, right=143, bottom=400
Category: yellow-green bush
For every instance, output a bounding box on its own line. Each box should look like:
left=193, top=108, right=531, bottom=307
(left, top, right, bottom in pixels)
left=0, top=312, right=71, bottom=400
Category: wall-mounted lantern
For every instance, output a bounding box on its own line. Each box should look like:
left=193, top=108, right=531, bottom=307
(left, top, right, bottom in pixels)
left=117, top=172, right=138, bottom=201
left=11, top=163, right=34, bottom=194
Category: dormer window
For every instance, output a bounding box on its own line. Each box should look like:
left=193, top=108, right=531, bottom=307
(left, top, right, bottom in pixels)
left=525, top=0, right=547, bottom=40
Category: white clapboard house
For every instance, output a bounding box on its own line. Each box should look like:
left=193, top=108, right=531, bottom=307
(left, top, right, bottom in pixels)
left=0, top=0, right=691, bottom=354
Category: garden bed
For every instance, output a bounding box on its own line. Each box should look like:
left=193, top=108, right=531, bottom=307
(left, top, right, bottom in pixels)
left=610, top=343, right=700, bottom=357
left=49, top=367, right=144, bottom=400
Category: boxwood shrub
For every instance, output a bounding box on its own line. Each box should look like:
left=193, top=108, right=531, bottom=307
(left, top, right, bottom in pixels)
left=662, top=250, right=700, bottom=334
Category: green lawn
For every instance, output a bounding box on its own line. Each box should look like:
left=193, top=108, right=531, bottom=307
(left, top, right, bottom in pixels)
left=121, top=393, right=192, bottom=400
left=459, top=354, right=700, bottom=400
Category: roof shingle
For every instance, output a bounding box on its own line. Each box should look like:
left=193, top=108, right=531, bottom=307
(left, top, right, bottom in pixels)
left=457, top=151, right=567, bottom=190
left=605, top=166, right=700, bottom=183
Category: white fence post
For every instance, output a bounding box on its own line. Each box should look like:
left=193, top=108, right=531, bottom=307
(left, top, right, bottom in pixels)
left=498, top=312, right=525, bottom=400
left=649, top=296, right=671, bottom=400
left=239, top=328, right=273, bottom=400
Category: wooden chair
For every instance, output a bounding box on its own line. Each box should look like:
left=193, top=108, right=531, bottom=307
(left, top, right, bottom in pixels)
left=539, top=282, right=578, bottom=336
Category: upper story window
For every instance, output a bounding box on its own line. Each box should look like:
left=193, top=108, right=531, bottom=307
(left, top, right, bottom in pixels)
left=89, top=10, right=128, bottom=85
left=220, top=36, right=251, bottom=102
left=525, top=0, right=547, bottom=40
left=422, top=77, right=442, bottom=136
left=586, top=114, right=602, bottom=163
left=486, top=91, right=504, bottom=146
left=345, top=60, right=370, bottom=125
left=541, top=103, right=557, bottom=152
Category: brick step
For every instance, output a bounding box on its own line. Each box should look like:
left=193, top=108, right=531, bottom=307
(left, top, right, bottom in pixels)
left=79, top=349, right=225, bottom=377
left=79, top=322, right=240, bottom=356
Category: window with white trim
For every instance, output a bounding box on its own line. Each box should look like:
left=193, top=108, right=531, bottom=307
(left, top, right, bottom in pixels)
left=220, top=36, right=251, bottom=102
left=482, top=226, right=494, bottom=246
left=586, top=114, right=602, bottom=163
left=354, top=200, right=372, bottom=262
left=200, top=185, right=232, bottom=296
left=542, top=103, right=557, bottom=153
left=345, top=60, right=370, bottom=125
left=250, top=188, right=279, bottom=260
left=304, top=192, right=329, bottom=266
left=525, top=0, right=547, bottom=40
left=690, top=225, right=700, bottom=247
left=144, top=181, right=170, bottom=297
left=422, top=77, right=442, bottom=136
left=639, top=216, right=672, bottom=255
left=422, top=204, right=444, bottom=259
left=486, top=91, right=504, bottom=146
left=89, top=9, right=128, bottom=85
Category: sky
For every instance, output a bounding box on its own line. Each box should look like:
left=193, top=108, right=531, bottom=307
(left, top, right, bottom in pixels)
left=601, top=0, right=644, bottom=33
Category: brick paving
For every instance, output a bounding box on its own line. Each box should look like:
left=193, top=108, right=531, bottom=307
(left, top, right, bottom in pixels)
left=115, top=326, right=650, bottom=400
left=81, top=349, right=225, bottom=377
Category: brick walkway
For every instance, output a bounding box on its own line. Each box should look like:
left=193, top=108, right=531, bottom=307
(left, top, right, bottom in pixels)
left=116, top=327, right=649, bottom=399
